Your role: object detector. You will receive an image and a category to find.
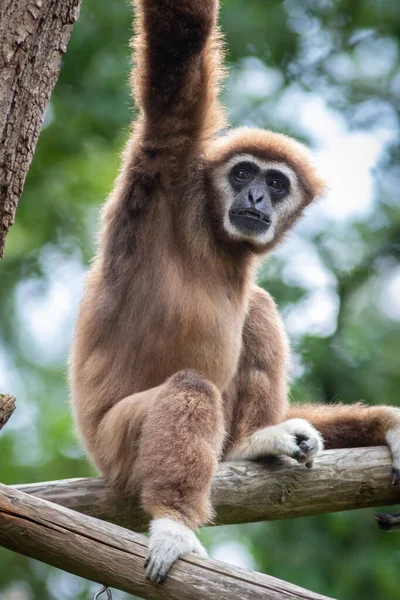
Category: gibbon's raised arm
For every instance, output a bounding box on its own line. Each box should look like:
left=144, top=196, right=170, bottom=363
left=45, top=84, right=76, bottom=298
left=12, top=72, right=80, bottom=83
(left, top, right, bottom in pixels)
left=131, top=0, right=226, bottom=165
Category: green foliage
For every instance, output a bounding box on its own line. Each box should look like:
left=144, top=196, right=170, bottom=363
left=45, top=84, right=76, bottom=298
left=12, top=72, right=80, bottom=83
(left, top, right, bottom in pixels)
left=1, top=0, right=400, bottom=598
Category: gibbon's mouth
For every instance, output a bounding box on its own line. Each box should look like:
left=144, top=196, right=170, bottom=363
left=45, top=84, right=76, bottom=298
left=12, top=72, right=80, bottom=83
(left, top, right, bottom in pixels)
left=229, top=208, right=272, bottom=235
left=229, top=208, right=271, bottom=223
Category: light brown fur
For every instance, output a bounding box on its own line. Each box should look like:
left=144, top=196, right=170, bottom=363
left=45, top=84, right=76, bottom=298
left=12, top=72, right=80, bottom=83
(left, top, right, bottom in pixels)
left=70, top=0, right=400, bottom=575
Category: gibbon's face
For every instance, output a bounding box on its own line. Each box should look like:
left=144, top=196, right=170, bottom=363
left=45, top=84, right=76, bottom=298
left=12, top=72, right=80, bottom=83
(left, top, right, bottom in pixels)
left=213, top=153, right=306, bottom=248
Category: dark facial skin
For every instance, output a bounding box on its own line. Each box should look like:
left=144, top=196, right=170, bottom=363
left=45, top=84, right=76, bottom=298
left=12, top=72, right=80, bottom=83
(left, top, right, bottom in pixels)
left=228, top=161, right=290, bottom=235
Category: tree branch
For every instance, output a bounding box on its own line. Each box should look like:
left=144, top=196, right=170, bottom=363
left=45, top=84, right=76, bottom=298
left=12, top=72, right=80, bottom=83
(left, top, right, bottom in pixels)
left=15, top=447, right=400, bottom=532
left=0, top=0, right=83, bottom=257
left=0, top=483, right=335, bottom=600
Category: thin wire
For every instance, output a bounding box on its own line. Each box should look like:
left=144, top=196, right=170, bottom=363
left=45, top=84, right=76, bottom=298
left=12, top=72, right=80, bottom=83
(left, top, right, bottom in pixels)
left=93, top=585, right=113, bottom=599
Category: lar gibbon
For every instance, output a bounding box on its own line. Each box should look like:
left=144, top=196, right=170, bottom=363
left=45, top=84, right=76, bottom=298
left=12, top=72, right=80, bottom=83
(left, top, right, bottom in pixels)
left=70, top=0, right=400, bottom=584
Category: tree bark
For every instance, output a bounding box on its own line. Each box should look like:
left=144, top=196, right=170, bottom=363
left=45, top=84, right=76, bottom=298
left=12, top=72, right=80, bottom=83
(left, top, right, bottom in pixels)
left=0, top=483, right=335, bottom=600
left=0, top=394, right=16, bottom=431
left=15, top=447, right=400, bottom=532
left=0, top=0, right=83, bottom=257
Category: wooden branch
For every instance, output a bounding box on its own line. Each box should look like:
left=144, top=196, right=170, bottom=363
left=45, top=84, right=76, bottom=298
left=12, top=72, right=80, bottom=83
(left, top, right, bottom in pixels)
left=15, top=447, right=400, bottom=532
left=0, top=484, right=335, bottom=600
left=0, top=0, right=83, bottom=257
left=0, top=393, right=16, bottom=431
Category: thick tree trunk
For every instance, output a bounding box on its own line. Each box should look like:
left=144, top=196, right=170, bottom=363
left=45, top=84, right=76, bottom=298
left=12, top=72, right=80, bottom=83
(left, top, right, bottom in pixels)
left=0, top=0, right=83, bottom=257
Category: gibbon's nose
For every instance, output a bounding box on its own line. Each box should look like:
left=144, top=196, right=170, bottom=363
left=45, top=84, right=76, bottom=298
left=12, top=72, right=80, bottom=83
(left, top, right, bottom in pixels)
left=248, top=189, right=264, bottom=205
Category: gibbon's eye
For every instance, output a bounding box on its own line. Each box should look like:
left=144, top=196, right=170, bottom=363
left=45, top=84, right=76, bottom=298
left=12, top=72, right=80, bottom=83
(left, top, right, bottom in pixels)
left=234, top=169, right=251, bottom=182
left=268, top=179, right=286, bottom=193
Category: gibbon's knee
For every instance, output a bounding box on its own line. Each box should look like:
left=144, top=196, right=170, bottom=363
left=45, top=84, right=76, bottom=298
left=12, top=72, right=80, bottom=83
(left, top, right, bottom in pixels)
left=135, top=369, right=225, bottom=529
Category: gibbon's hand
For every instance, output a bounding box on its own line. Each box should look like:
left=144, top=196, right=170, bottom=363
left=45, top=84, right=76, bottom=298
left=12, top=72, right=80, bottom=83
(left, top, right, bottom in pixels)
left=228, top=418, right=324, bottom=467
left=271, top=418, right=324, bottom=467
left=261, top=418, right=324, bottom=467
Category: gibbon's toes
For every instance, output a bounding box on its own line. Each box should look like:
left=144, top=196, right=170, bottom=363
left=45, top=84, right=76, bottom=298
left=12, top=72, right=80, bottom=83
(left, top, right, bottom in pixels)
left=390, top=467, right=400, bottom=486
left=386, top=422, right=400, bottom=485
left=145, top=518, right=208, bottom=584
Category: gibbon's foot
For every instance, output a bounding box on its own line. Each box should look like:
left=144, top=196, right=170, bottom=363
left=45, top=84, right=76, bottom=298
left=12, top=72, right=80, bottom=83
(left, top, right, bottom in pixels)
left=229, top=418, right=324, bottom=467
left=145, top=518, right=208, bottom=584
left=390, top=468, right=400, bottom=486
left=386, top=412, right=400, bottom=485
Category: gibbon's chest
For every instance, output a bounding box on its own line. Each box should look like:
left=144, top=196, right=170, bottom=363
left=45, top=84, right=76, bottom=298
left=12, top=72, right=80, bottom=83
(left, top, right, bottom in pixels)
left=178, top=284, right=244, bottom=389
left=132, top=269, right=245, bottom=391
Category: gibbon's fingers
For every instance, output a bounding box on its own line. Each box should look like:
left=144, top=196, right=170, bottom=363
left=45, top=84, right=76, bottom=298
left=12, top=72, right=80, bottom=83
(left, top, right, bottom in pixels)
left=298, top=437, right=320, bottom=468
left=145, top=518, right=208, bottom=584
left=284, top=419, right=323, bottom=467
left=226, top=418, right=324, bottom=466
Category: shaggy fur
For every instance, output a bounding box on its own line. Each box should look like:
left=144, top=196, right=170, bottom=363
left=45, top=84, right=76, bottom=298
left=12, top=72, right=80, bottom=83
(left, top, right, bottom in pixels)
left=70, top=0, right=400, bottom=582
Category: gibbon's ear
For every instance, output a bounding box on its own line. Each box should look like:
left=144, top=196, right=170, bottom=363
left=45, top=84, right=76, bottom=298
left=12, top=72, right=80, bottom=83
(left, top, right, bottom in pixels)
left=205, top=127, right=327, bottom=205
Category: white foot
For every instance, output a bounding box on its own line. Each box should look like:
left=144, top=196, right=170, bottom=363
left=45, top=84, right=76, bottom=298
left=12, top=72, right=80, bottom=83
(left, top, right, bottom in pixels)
left=145, top=518, right=207, bottom=584
left=386, top=408, right=400, bottom=485
left=229, top=418, right=324, bottom=468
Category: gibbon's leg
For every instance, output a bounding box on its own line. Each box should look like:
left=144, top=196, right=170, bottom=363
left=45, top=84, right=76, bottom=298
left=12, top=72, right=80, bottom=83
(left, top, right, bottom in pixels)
left=96, top=370, right=225, bottom=584
left=224, top=287, right=323, bottom=468
left=287, top=403, right=400, bottom=484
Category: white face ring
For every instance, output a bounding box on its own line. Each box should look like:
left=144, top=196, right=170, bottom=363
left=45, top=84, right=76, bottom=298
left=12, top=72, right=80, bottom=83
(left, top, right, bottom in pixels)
left=212, top=154, right=304, bottom=246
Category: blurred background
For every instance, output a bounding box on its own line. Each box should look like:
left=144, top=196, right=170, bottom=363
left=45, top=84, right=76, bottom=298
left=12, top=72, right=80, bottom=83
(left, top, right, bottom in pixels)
left=1, top=0, right=400, bottom=598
